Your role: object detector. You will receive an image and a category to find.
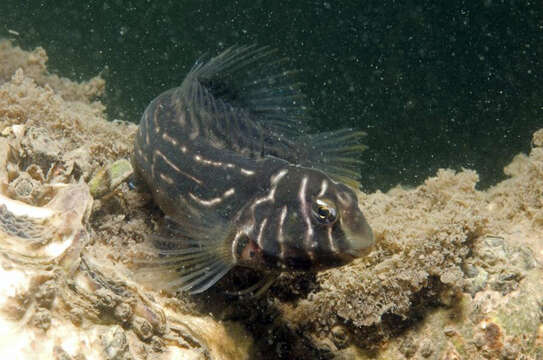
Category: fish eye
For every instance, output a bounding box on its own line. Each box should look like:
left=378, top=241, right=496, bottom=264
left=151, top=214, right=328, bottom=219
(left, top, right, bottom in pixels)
left=312, top=199, right=338, bottom=225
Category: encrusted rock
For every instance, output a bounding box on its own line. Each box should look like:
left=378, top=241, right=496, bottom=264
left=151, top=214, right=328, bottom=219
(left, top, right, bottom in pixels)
left=102, top=326, right=132, bottom=360
left=34, top=279, right=57, bottom=309
left=132, top=316, right=153, bottom=342
left=31, top=307, right=51, bottom=331
left=114, top=302, right=133, bottom=324
left=0, top=39, right=541, bottom=360
left=330, top=324, right=351, bottom=349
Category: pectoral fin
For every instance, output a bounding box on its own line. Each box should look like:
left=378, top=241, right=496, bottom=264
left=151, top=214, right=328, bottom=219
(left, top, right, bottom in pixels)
left=134, top=216, right=234, bottom=294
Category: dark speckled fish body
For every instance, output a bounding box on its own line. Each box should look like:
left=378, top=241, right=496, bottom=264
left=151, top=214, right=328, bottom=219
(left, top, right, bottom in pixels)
left=133, top=45, right=374, bottom=294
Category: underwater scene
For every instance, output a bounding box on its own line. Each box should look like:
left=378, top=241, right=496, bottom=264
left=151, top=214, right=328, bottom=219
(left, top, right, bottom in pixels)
left=0, top=1, right=541, bottom=359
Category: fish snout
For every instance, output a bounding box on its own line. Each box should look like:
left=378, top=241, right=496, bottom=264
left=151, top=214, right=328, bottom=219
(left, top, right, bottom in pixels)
left=341, top=211, right=374, bottom=259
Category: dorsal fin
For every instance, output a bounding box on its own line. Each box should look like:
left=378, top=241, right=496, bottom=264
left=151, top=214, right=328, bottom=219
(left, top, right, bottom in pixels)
left=173, top=45, right=368, bottom=188
left=295, top=128, right=368, bottom=189
left=174, top=45, right=310, bottom=158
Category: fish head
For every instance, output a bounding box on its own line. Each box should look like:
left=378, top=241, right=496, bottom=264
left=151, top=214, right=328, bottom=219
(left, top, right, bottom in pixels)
left=234, top=166, right=374, bottom=272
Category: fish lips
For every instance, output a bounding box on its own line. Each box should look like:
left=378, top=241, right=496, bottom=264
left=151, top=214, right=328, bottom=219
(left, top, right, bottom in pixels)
left=340, top=211, right=375, bottom=260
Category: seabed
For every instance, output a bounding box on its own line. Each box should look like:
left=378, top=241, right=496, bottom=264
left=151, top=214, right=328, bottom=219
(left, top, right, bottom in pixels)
left=0, top=40, right=541, bottom=360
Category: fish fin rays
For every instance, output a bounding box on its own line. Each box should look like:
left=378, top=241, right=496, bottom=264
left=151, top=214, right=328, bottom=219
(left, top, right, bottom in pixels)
left=224, top=272, right=279, bottom=298
left=176, top=45, right=310, bottom=157
left=133, top=215, right=234, bottom=294
left=172, top=45, right=370, bottom=182
left=295, top=128, right=368, bottom=189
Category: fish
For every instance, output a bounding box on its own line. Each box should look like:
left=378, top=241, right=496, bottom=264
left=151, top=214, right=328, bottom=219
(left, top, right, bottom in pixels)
left=132, top=45, right=374, bottom=294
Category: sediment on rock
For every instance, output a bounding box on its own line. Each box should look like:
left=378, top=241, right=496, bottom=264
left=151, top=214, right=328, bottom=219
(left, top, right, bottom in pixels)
left=0, top=40, right=541, bottom=360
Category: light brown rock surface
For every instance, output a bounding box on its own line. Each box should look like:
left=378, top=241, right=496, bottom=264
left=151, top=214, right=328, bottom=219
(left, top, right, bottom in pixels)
left=0, top=40, right=541, bottom=360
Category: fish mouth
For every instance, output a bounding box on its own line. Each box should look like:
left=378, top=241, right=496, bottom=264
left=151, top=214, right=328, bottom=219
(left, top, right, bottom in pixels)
left=344, top=244, right=372, bottom=259
left=342, top=219, right=375, bottom=259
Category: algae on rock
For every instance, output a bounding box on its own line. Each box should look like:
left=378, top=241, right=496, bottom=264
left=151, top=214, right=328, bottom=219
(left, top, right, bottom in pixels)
left=0, top=40, right=541, bottom=360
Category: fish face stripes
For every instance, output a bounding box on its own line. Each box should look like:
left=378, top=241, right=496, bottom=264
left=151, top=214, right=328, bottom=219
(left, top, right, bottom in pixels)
left=237, top=166, right=373, bottom=272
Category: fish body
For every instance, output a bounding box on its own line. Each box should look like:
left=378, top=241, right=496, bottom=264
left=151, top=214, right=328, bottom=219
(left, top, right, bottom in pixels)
left=133, top=45, right=374, bottom=293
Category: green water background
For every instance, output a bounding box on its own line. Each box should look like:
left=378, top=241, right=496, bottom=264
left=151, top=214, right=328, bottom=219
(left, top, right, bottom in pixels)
left=1, top=1, right=541, bottom=192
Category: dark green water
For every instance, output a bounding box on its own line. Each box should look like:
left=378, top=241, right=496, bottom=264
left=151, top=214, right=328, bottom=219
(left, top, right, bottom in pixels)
left=1, top=1, right=541, bottom=192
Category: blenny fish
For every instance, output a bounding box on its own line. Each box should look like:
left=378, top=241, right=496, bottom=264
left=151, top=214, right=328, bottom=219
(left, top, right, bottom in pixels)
left=132, top=45, right=374, bottom=294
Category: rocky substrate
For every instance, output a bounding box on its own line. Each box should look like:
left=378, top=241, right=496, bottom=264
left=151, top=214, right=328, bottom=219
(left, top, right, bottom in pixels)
left=0, top=40, right=541, bottom=360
